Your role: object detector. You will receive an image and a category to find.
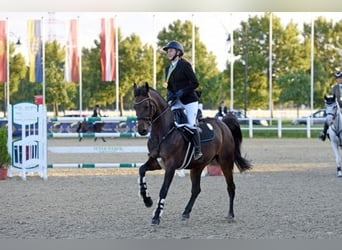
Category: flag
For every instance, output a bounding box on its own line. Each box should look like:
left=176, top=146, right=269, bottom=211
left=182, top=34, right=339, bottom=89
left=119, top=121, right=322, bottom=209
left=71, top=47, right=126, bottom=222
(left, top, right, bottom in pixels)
left=27, top=19, right=43, bottom=82
left=65, top=19, right=79, bottom=82
left=100, top=18, right=116, bottom=82
left=0, top=20, right=7, bottom=82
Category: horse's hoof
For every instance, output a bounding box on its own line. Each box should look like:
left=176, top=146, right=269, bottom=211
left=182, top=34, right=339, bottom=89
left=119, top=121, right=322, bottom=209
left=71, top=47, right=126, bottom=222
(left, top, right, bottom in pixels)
left=151, top=218, right=160, bottom=225
left=181, top=214, right=190, bottom=221
left=225, top=215, right=235, bottom=223
left=144, top=197, right=153, bottom=208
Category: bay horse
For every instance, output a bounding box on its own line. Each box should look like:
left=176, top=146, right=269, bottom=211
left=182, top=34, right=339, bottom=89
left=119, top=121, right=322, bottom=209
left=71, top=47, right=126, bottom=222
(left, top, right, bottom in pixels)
left=324, top=94, right=342, bottom=177
left=133, top=82, right=252, bottom=226
left=76, top=120, right=106, bottom=142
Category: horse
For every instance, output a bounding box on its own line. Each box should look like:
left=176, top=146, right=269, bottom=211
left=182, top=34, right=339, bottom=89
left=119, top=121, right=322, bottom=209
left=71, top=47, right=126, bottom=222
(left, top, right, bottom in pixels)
left=324, top=94, right=342, bottom=177
left=133, top=82, right=252, bottom=226
left=76, top=120, right=106, bottom=142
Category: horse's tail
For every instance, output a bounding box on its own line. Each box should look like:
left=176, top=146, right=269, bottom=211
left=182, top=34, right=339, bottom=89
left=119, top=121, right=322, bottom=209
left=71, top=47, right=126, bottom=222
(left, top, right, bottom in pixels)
left=221, top=113, right=252, bottom=172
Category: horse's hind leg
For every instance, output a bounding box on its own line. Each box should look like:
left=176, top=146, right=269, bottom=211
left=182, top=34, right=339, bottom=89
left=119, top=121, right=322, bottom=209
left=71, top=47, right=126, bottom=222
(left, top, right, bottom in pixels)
left=181, top=167, right=203, bottom=220
left=221, top=161, right=236, bottom=221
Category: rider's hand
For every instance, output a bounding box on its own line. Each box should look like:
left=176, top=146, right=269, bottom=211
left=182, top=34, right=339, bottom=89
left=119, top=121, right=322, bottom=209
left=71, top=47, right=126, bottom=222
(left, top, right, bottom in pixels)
left=175, top=89, right=184, bottom=98
left=167, top=91, right=175, bottom=102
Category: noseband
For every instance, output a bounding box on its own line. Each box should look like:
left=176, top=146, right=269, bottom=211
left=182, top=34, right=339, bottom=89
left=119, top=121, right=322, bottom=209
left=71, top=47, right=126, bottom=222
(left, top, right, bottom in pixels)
left=327, top=106, right=337, bottom=119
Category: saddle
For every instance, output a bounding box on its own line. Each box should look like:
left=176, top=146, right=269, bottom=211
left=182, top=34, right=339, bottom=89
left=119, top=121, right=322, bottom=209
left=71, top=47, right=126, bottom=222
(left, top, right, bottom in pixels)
left=173, top=108, right=215, bottom=143
left=148, top=108, right=215, bottom=169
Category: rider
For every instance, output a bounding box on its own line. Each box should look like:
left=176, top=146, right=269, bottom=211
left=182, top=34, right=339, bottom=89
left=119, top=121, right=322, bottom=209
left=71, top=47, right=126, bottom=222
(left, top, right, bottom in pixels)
left=92, top=104, right=102, bottom=131
left=319, top=71, right=342, bottom=141
left=163, top=40, right=203, bottom=160
left=92, top=104, right=102, bottom=118
left=216, top=100, right=228, bottom=119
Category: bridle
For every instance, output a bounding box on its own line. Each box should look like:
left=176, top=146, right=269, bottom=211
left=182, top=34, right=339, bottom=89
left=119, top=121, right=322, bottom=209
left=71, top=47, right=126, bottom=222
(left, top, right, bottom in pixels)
left=326, top=102, right=337, bottom=120
left=133, top=95, right=169, bottom=124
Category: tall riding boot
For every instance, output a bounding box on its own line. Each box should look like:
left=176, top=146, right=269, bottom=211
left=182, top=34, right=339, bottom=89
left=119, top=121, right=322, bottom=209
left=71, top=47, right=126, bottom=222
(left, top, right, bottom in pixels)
left=191, top=128, right=203, bottom=160
left=319, top=122, right=329, bottom=141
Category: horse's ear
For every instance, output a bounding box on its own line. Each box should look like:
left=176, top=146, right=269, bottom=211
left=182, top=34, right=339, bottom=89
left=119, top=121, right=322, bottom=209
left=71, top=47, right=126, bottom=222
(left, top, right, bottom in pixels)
left=133, top=83, right=138, bottom=96
left=144, top=82, right=149, bottom=92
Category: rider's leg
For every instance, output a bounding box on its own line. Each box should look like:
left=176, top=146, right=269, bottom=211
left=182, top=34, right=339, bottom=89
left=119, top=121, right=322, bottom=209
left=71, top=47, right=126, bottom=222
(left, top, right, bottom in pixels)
left=191, top=128, right=203, bottom=160
left=184, top=102, right=202, bottom=160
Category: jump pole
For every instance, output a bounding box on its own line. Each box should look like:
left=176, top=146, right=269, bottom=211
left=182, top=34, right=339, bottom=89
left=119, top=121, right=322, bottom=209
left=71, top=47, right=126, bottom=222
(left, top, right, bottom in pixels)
left=47, top=132, right=147, bottom=138
left=47, top=163, right=144, bottom=168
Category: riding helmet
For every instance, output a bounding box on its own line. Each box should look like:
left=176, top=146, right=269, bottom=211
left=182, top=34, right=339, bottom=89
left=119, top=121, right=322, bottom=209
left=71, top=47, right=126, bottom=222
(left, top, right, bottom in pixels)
left=162, top=40, right=184, bottom=56
left=335, top=71, right=342, bottom=78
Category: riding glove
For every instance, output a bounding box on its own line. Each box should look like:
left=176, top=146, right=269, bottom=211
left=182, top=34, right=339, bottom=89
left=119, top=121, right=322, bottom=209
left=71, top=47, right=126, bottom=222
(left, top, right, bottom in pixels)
left=167, top=91, right=176, bottom=102
left=175, top=89, right=184, bottom=98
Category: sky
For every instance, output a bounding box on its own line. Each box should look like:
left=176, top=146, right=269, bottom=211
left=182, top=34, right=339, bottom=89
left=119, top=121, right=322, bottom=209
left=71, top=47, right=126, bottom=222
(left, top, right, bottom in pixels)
left=1, top=12, right=342, bottom=71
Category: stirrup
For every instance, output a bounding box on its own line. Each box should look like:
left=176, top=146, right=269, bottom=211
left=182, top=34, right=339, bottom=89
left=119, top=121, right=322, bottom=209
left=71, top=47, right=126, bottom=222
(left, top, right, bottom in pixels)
left=194, top=151, right=203, bottom=160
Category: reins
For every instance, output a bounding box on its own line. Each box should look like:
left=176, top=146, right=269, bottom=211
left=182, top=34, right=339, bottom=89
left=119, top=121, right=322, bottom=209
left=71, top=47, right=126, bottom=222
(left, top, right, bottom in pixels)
left=134, top=95, right=169, bottom=124
left=134, top=91, right=177, bottom=158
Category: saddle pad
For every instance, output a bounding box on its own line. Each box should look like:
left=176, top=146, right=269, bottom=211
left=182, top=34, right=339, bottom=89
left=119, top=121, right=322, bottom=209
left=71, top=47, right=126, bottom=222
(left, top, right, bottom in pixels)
left=199, top=122, right=215, bottom=142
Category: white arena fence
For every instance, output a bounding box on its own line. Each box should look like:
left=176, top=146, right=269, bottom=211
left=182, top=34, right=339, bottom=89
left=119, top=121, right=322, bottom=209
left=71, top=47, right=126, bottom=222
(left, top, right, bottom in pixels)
left=0, top=114, right=324, bottom=139
left=4, top=111, right=321, bottom=179
left=47, top=116, right=322, bottom=139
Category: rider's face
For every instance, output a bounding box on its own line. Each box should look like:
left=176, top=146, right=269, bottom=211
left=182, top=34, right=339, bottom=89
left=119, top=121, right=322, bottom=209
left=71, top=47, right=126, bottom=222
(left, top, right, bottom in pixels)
left=166, top=48, right=177, bottom=60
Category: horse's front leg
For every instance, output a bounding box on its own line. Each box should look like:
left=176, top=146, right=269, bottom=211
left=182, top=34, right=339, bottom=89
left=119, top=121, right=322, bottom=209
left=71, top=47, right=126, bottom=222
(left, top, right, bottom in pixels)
left=138, top=157, right=161, bottom=208
left=151, top=168, right=176, bottom=225
left=337, top=143, right=342, bottom=178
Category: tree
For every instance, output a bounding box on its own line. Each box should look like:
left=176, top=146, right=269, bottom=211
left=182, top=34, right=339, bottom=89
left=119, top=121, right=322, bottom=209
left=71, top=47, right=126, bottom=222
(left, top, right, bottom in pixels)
left=278, top=70, right=310, bottom=116
left=119, top=33, right=153, bottom=113
left=45, top=40, right=77, bottom=115
left=302, top=17, right=342, bottom=108
left=82, top=42, right=115, bottom=111
left=3, top=43, right=27, bottom=113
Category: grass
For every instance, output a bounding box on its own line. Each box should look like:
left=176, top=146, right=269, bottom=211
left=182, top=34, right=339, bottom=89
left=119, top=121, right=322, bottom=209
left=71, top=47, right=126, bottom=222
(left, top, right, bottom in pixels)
left=239, top=119, right=322, bottom=138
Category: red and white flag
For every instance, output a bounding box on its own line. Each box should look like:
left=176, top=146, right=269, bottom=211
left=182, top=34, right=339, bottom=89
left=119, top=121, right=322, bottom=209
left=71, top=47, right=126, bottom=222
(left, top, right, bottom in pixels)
left=65, top=19, right=79, bottom=82
left=100, top=18, right=116, bottom=82
left=0, top=20, right=7, bottom=82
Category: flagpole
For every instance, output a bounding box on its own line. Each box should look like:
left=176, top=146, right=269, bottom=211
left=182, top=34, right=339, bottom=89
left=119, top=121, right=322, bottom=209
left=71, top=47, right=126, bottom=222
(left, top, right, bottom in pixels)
left=41, top=16, right=46, bottom=106
left=115, top=15, right=119, bottom=113
left=310, top=13, right=314, bottom=116
left=6, top=17, right=9, bottom=116
left=78, top=16, right=82, bottom=115
left=229, top=12, right=234, bottom=111
left=191, top=13, right=195, bottom=70
left=152, top=14, right=156, bottom=89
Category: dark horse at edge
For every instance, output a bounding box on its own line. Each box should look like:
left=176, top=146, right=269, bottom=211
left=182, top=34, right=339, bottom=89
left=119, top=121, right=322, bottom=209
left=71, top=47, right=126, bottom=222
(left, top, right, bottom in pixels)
left=133, top=82, right=252, bottom=226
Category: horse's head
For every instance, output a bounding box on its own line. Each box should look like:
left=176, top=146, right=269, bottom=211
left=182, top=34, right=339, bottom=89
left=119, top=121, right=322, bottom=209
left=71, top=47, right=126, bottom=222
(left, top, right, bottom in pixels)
left=325, top=94, right=338, bottom=125
left=133, top=82, right=169, bottom=136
